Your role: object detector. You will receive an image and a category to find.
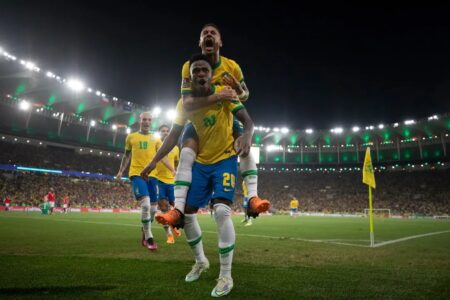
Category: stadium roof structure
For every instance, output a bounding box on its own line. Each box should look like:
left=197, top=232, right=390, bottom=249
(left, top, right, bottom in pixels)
left=1, top=44, right=449, bottom=165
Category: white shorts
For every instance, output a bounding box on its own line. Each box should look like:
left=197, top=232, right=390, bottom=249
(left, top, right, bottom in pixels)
left=5, top=203, right=10, bottom=207
left=49, top=202, right=55, bottom=208
left=63, top=204, right=68, bottom=208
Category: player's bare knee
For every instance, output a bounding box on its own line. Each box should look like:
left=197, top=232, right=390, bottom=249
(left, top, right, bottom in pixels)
left=185, top=204, right=199, bottom=214
left=159, top=199, right=169, bottom=212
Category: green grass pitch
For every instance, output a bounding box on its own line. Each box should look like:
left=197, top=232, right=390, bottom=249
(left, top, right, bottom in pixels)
left=0, top=212, right=449, bottom=299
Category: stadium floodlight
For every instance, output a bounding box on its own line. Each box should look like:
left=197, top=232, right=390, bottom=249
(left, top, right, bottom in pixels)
left=273, top=127, right=280, bottom=132
left=80, top=148, right=83, bottom=151
left=393, top=122, right=399, bottom=127
left=19, top=100, right=30, bottom=111
left=428, top=115, right=438, bottom=121
left=331, top=127, right=343, bottom=134
left=39, top=142, right=42, bottom=145
left=90, top=120, right=96, bottom=127
left=281, top=127, right=289, bottom=134
left=266, top=144, right=283, bottom=152
left=352, top=126, right=360, bottom=132
left=112, top=124, right=117, bottom=130
left=378, top=124, right=384, bottom=129
left=126, top=127, right=131, bottom=134
left=95, top=91, right=101, bottom=96
left=265, top=128, right=270, bottom=133
left=46, top=71, right=55, bottom=78
left=26, top=140, right=30, bottom=143
left=404, top=119, right=415, bottom=125
left=24, top=61, right=39, bottom=71
left=101, top=93, right=106, bottom=97
left=166, top=109, right=177, bottom=121
left=113, top=97, right=118, bottom=101
left=305, top=128, right=313, bottom=134
left=87, top=88, right=93, bottom=93
left=152, top=106, right=162, bottom=117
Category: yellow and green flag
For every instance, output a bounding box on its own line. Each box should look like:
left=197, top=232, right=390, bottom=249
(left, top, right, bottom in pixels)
left=363, top=147, right=376, bottom=189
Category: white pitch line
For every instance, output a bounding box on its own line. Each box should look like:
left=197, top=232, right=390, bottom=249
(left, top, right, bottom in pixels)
left=0, top=215, right=368, bottom=247
left=373, top=230, right=450, bottom=248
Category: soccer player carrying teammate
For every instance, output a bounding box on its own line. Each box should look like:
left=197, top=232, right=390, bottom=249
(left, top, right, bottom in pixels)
left=241, top=181, right=252, bottom=226
left=154, top=24, right=269, bottom=227
left=290, top=197, right=299, bottom=217
left=116, top=112, right=175, bottom=251
left=46, top=188, right=56, bottom=215
left=142, top=54, right=254, bottom=297
left=156, top=124, right=181, bottom=244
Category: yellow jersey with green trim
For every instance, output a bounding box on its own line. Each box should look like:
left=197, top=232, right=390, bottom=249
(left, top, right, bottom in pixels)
left=125, top=132, right=161, bottom=178
left=181, top=56, right=245, bottom=95
left=174, top=85, right=245, bottom=164
left=155, top=145, right=179, bottom=184
left=290, top=199, right=299, bottom=209
left=242, top=181, right=248, bottom=198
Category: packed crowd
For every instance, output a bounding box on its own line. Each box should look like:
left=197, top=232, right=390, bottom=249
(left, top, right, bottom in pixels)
left=253, top=169, right=450, bottom=216
left=1, top=140, right=449, bottom=215
left=0, top=171, right=135, bottom=209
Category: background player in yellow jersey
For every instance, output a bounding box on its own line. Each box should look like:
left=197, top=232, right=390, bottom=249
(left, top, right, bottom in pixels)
left=241, top=181, right=252, bottom=226
left=164, top=23, right=269, bottom=225
left=156, top=124, right=181, bottom=244
left=290, top=197, right=299, bottom=217
left=142, top=54, right=255, bottom=297
left=116, top=112, right=174, bottom=251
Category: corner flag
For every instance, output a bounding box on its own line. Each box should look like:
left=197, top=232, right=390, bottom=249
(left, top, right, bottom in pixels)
left=362, top=147, right=376, bottom=247
left=363, top=147, right=376, bottom=189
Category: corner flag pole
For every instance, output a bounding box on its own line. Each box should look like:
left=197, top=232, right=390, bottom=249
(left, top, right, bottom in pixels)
left=362, top=147, right=376, bottom=248
left=368, top=185, right=374, bottom=247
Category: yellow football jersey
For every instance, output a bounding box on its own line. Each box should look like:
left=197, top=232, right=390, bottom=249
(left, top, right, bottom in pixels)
left=181, top=56, right=244, bottom=95
left=156, top=145, right=179, bottom=184
left=242, top=181, right=248, bottom=198
left=125, top=132, right=161, bottom=178
left=174, top=85, right=244, bottom=165
left=290, top=199, right=299, bottom=209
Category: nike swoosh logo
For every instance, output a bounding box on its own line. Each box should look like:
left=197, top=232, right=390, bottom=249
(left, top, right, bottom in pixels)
left=214, top=288, right=230, bottom=296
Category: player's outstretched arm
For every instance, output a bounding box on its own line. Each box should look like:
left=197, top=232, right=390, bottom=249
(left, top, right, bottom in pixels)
left=141, top=124, right=184, bottom=179
left=182, top=87, right=237, bottom=111
left=116, top=150, right=131, bottom=181
left=234, top=108, right=254, bottom=157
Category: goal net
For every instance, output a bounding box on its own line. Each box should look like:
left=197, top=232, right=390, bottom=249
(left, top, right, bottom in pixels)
left=364, top=208, right=391, bottom=218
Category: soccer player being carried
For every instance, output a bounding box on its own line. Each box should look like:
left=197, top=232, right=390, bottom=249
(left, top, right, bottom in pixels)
left=155, top=124, right=182, bottom=244
left=46, top=188, right=56, bottom=215
left=154, top=23, right=270, bottom=227
left=141, top=54, right=254, bottom=297
left=116, top=112, right=175, bottom=251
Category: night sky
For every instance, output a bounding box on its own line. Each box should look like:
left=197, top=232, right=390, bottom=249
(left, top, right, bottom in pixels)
left=1, top=1, right=449, bottom=129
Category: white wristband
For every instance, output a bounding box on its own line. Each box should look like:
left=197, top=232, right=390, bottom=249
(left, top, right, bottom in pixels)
left=238, top=90, right=247, bottom=100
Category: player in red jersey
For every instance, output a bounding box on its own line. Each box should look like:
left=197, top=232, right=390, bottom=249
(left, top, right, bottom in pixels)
left=62, top=195, right=70, bottom=214
left=46, top=188, right=56, bottom=214
left=4, top=195, right=11, bottom=211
